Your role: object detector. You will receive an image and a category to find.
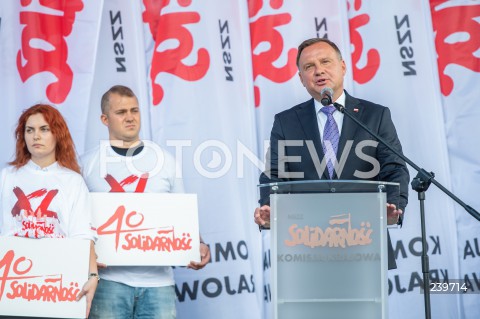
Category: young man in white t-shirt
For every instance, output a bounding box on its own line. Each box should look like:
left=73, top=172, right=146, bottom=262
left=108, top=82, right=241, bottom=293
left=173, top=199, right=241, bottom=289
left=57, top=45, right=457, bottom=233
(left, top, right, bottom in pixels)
left=81, top=85, right=210, bottom=319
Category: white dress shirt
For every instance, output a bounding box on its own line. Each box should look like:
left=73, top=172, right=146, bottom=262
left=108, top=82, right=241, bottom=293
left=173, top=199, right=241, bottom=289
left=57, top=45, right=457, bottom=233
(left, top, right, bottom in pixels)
left=314, top=90, right=346, bottom=140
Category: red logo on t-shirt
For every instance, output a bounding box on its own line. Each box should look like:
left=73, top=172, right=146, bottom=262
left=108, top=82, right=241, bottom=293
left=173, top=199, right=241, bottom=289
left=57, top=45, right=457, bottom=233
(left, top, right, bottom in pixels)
left=11, top=187, right=60, bottom=238
left=248, top=0, right=297, bottom=107
left=430, top=1, right=480, bottom=96
left=16, top=0, right=84, bottom=104
left=348, top=0, right=380, bottom=84
left=142, top=0, right=210, bottom=106
left=104, top=173, right=149, bottom=193
left=12, top=187, right=59, bottom=220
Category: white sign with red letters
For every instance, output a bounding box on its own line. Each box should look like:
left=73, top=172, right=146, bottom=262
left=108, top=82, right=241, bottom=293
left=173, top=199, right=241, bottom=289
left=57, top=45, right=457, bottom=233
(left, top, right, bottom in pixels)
left=91, top=193, right=200, bottom=266
left=0, top=237, right=90, bottom=318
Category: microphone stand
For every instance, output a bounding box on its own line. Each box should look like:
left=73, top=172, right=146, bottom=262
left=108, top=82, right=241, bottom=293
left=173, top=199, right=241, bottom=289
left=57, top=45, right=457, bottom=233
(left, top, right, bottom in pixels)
left=332, top=102, right=480, bottom=319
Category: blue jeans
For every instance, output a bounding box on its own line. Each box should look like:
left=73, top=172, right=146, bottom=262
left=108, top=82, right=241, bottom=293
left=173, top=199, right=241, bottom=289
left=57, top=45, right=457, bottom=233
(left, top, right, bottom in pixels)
left=89, top=279, right=176, bottom=319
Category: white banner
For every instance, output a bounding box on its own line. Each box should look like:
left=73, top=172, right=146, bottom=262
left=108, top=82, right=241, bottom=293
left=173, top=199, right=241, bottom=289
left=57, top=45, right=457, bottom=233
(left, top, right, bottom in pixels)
left=0, top=237, right=90, bottom=319
left=250, top=0, right=352, bottom=151
left=83, top=0, right=151, bottom=153
left=429, top=1, right=480, bottom=318
left=142, top=1, right=263, bottom=318
left=0, top=0, right=103, bottom=165
left=0, top=3, right=17, bottom=170
left=91, top=193, right=200, bottom=266
left=347, top=0, right=459, bottom=318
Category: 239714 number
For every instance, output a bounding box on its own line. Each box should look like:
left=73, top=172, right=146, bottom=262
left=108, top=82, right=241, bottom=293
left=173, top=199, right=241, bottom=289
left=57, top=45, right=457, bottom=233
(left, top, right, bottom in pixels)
left=428, top=281, right=469, bottom=294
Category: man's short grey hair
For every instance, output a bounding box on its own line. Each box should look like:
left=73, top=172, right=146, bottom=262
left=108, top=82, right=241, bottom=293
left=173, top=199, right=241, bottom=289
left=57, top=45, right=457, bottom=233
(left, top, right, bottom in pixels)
left=101, top=85, right=137, bottom=114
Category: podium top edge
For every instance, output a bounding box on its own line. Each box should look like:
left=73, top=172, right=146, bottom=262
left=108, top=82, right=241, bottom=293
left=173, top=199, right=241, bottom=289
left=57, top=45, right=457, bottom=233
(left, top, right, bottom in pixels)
left=258, top=180, right=400, bottom=188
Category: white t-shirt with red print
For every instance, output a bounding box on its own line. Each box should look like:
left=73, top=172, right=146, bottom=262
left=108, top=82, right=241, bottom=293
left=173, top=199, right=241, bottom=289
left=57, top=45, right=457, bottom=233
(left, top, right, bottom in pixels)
left=80, top=142, right=184, bottom=288
left=0, top=160, right=95, bottom=241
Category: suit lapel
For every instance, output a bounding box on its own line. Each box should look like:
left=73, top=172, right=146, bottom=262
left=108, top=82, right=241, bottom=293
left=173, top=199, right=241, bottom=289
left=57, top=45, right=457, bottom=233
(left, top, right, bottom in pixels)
left=295, top=99, right=329, bottom=179
left=337, top=92, right=363, bottom=174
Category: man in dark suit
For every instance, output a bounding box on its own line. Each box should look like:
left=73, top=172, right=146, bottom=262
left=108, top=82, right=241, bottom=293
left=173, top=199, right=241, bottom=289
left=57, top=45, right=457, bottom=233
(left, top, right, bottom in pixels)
left=254, top=38, right=409, bottom=269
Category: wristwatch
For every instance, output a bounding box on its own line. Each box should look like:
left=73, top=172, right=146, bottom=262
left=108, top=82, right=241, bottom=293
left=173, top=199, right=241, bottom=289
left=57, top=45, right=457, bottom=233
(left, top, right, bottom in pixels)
left=88, top=272, right=100, bottom=282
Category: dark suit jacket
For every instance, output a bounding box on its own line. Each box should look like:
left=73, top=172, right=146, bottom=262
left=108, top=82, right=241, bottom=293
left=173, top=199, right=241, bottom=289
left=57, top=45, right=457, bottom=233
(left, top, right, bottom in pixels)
left=259, top=91, right=410, bottom=269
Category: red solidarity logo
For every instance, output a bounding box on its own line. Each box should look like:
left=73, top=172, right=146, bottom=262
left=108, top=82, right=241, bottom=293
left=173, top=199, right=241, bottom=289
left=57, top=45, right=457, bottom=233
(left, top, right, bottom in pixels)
left=16, top=0, right=84, bottom=104
left=104, top=173, right=149, bottom=193
left=97, top=205, right=193, bottom=253
left=430, top=1, right=480, bottom=96
left=11, top=187, right=59, bottom=238
left=0, top=250, right=80, bottom=302
left=348, top=0, right=380, bottom=84
left=142, top=0, right=210, bottom=106
left=12, top=187, right=58, bottom=220
left=248, top=0, right=297, bottom=107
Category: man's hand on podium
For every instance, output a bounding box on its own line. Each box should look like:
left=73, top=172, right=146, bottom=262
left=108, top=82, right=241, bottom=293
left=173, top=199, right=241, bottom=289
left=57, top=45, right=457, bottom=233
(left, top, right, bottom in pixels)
left=387, top=203, right=403, bottom=225
left=254, top=205, right=271, bottom=229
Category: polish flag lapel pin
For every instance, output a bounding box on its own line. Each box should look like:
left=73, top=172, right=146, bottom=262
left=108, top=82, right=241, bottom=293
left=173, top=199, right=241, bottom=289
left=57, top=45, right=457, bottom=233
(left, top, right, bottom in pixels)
left=353, top=108, right=359, bottom=112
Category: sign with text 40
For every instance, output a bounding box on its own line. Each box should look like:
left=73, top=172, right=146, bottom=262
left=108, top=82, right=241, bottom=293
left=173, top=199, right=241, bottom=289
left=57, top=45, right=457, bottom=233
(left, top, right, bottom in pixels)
left=0, top=237, right=90, bottom=318
left=91, top=193, right=200, bottom=266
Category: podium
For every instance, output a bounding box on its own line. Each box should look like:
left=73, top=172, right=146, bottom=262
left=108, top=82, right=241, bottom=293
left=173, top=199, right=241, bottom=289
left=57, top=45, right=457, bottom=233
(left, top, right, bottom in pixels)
left=259, top=180, right=400, bottom=319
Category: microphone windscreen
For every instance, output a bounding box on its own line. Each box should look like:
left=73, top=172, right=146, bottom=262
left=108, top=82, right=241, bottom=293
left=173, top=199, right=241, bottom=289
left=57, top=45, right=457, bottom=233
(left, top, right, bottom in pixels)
left=320, top=87, right=333, bottom=106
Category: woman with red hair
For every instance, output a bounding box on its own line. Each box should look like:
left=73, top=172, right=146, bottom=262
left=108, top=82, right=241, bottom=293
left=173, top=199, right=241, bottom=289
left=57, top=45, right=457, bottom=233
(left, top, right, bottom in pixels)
left=0, top=104, right=98, bottom=317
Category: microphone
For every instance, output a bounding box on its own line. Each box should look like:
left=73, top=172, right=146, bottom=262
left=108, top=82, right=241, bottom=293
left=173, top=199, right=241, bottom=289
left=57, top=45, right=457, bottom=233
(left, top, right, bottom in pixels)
left=320, top=87, right=333, bottom=106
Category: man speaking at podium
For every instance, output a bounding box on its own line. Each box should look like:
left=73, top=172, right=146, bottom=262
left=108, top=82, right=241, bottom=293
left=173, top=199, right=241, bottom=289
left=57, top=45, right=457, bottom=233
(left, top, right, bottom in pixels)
left=253, top=38, right=409, bottom=270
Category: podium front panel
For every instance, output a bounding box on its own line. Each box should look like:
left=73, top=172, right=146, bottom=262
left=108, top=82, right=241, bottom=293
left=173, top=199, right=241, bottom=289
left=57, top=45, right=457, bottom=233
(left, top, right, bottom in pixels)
left=271, top=192, right=388, bottom=319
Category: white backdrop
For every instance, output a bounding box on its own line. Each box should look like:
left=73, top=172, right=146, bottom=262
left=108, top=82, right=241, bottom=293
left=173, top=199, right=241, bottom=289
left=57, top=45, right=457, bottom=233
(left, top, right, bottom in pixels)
left=0, top=1, right=479, bottom=318
left=347, top=1, right=460, bottom=318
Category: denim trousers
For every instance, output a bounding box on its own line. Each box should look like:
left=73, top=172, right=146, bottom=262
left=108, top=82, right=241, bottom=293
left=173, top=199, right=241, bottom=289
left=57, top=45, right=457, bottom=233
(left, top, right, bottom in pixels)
left=89, top=279, right=176, bottom=319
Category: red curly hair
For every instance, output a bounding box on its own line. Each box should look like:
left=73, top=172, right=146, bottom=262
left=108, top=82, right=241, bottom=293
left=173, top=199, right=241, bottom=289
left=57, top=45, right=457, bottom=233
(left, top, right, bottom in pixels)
left=9, top=104, right=80, bottom=173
